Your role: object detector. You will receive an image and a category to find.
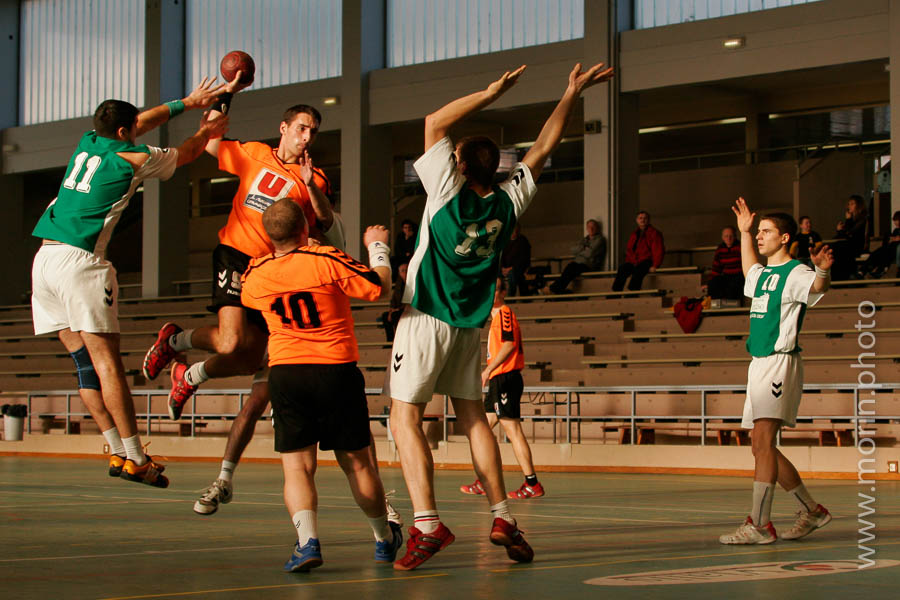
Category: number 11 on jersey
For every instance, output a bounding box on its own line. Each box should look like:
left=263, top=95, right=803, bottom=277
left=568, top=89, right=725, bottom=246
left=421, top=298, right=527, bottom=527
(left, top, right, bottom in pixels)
left=455, top=219, right=503, bottom=257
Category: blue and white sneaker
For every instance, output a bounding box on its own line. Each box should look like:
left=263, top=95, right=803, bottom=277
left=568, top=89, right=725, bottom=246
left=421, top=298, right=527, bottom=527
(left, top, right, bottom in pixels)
left=374, top=521, right=404, bottom=563
left=284, top=538, right=323, bottom=572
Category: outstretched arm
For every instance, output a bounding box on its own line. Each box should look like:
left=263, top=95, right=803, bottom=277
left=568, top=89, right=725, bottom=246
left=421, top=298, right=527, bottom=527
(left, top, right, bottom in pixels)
left=176, top=111, right=230, bottom=167
left=522, top=63, right=614, bottom=181
left=134, top=77, right=228, bottom=137
left=731, top=197, right=760, bottom=277
left=205, top=72, right=251, bottom=158
left=424, top=65, right=527, bottom=152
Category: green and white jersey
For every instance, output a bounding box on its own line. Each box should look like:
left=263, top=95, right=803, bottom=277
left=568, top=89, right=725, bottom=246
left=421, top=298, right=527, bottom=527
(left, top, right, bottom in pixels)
left=32, top=131, right=178, bottom=257
left=745, top=259, right=823, bottom=357
left=404, top=137, right=537, bottom=328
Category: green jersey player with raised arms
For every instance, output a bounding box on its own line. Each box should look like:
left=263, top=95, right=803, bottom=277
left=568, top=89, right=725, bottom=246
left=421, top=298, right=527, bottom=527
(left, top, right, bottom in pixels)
left=720, top=197, right=834, bottom=545
left=386, top=62, right=614, bottom=570
left=31, top=80, right=229, bottom=487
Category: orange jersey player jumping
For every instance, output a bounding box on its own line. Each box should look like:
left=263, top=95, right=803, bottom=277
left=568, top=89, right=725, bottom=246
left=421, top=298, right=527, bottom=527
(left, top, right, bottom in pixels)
left=141, top=74, right=346, bottom=515
left=240, top=198, right=402, bottom=572
left=460, top=278, right=544, bottom=500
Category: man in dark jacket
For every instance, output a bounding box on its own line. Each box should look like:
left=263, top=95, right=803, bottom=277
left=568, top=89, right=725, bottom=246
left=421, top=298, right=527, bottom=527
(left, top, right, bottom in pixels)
left=501, top=224, right=531, bottom=295
left=612, top=211, right=665, bottom=291
left=547, top=219, right=606, bottom=294
left=707, top=226, right=743, bottom=300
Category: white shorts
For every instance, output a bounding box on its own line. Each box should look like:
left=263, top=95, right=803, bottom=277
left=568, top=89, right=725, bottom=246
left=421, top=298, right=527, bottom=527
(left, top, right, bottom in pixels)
left=386, top=306, right=481, bottom=404
left=742, top=353, right=803, bottom=429
left=31, top=244, right=119, bottom=335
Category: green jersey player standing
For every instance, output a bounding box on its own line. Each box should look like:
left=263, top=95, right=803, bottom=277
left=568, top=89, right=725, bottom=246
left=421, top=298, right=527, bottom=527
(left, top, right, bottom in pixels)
left=720, top=197, right=835, bottom=545
left=387, top=62, right=614, bottom=571
left=30, top=79, right=230, bottom=487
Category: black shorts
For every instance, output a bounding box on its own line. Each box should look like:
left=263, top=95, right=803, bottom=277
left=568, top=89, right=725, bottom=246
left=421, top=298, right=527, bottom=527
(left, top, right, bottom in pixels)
left=269, top=363, right=371, bottom=453
left=484, top=370, right=524, bottom=420
left=208, top=244, right=267, bottom=333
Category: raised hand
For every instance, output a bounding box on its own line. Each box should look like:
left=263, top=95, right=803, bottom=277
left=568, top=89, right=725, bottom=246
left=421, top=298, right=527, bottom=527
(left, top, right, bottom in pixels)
left=363, top=225, right=390, bottom=247
left=731, top=197, right=756, bottom=233
left=486, top=65, right=527, bottom=99
left=810, top=243, right=834, bottom=271
left=567, top=62, right=615, bottom=94
left=298, top=150, right=315, bottom=185
left=184, top=77, right=229, bottom=110
left=224, top=71, right=251, bottom=94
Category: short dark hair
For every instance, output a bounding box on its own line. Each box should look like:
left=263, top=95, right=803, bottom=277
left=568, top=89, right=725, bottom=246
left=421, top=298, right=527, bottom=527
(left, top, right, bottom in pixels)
left=282, top=104, right=322, bottom=128
left=401, top=219, right=417, bottom=229
left=262, top=199, right=307, bottom=245
left=761, top=212, right=797, bottom=241
left=798, top=215, right=811, bottom=223
left=637, top=210, right=650, bottom=219
left=893, top=211, right=900, bottom=221
left=458, top=136, right=500, bottom=188
left=93, top=100, right=139, bottom=139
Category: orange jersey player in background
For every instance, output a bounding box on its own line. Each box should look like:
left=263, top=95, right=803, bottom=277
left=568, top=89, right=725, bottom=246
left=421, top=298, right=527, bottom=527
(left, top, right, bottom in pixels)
left=460, top=277, right=544, bottom=500
left=240, top=198, right=402, bottom=572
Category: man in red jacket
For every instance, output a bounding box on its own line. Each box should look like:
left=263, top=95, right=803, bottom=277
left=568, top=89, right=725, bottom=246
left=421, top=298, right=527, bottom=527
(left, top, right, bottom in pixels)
left=707, top=225, right=743, bottom=300
left=612, top=211, right=665, bottom=291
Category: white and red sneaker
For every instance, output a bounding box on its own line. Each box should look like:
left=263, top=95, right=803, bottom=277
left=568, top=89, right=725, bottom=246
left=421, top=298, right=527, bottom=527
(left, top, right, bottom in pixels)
left=719, top=516, right=777, bottom=544
left=393, top=523, right=455, bottom=571
left=782, top=504, right=832, bottom=540
left=508, top=481, right=545, bottom=499
left=460, top=479, right=485, bottom=495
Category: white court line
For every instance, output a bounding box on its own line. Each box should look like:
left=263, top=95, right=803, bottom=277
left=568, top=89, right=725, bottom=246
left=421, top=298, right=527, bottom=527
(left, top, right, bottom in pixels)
left=0, top=543, right=285, bottom=563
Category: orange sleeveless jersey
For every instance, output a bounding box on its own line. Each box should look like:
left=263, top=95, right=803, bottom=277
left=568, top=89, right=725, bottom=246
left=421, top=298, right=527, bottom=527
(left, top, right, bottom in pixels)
left=241, top=245, right=382, bottom=365
left=487, top=304, right=525, bottom=377
left=217, top=140, right=331, bottom=258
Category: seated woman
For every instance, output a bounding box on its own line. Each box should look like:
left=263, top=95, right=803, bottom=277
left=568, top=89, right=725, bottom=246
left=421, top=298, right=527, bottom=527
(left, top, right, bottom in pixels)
left=861, top=211, right=900, bottom=278
left=831, top=195, right=869, bottom=280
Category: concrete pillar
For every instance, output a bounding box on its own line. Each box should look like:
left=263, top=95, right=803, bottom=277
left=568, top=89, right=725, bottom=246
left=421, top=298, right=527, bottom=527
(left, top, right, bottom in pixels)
left=583, top=0, right=639, bottom=269
left=141, top=0, right=189, bottom=297
left=0, top=0, right=18, bottom=130
left=890, top=2, right=900, bottom=217
left=0, top=175, right=29, bottom=305
left=341, top=0, right=393, bottom=259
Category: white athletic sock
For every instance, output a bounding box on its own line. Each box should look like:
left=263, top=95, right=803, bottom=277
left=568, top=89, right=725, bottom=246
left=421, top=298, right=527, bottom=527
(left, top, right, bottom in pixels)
left=292, top=510, right=318, bottom=545
left=367, top=513, right=393, bottom=543
left=102, top=427, right=126, bottom=456
left=490, top=500, right=515, bottom=525
left=122, top=435, right=147, bottom=466
left=413, top=510, right=440, bottom=534
left=218, top=460, right=237, bottom=483
left=751, top=481, right=775, bottom=526
left=184, top=361, right=209, bottom=387
left=787, top=484, right=817, bottom=512
left=169, top=329, right=194, bottom=352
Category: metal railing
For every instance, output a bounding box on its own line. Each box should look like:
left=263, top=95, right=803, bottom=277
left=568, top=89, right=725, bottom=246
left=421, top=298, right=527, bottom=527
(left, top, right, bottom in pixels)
left=5, top=383, right=896, bottom=446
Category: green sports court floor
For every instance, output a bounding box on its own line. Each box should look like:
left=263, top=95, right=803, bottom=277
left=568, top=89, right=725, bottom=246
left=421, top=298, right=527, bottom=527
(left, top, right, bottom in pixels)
left=1, top=457, right=898, bottom=599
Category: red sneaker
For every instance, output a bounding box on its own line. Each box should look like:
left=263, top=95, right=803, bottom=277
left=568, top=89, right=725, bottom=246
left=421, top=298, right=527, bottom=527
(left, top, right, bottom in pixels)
left=508, top=481, right=545, bottom=499
left=168, top=362, right=198, bottom=420
left=490, top=518, right=534, bottom=563
left=143, top=322, right=182, bottom=380
left=460, top=479, right=485, bottom=495
left=393, top=523, right=455, bottom=571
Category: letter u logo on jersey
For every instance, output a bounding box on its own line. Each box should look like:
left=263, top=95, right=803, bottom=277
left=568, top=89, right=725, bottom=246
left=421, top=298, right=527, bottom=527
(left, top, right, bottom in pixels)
left=244, top=169, right=295, bottom=213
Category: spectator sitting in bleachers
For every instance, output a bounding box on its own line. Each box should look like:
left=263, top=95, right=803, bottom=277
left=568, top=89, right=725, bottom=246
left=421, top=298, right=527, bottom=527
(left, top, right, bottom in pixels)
left=391, top=219, right=418, bottom=274
left=790, top=215, right=822, bottom=266
left=861, top=210, right=900, bottom=278
left=501, top=224, right=532, bottom=296
left=544, top=219, right=606, bottom=294
left=706, top=226, right=743, bottom=301
left=612, top=211, right=665, bottom=292
left=831, top=195, right=870, bottom=280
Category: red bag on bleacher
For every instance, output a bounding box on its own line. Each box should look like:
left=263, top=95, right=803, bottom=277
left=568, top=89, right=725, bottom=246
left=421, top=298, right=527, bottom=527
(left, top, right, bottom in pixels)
left=673, top=296, right=704, bottom=334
